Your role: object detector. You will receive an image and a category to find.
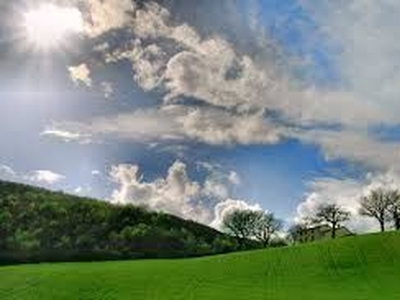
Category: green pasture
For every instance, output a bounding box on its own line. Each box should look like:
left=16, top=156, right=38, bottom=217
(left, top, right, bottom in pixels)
left=1, top=232, right=400, bottom=299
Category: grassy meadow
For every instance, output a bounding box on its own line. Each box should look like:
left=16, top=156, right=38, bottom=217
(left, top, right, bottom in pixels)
left=1, top=232, right=400, bottom=299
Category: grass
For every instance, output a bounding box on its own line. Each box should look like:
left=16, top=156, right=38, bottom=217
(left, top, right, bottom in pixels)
left=1, top=232, right=400, bottom=299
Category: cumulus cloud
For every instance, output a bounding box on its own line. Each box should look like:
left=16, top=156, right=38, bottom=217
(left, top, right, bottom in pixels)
left=110, top=161, right=210, bottom=223
left=177, top=107, right=282, bottom=145
left=70, top=0, right=400, bottom=129
left=91, top=2, right=392, bottom=128
left=68, top=63, right=92, bottom=87
left=110, top=160, right=259, bottom=228
left=59, top=1, right=400, bottom=173
left=83, top=0, right=136, bottom=37
left=296, top=171, right=400, bottom=233
left=27, top=170, right=65, bottom=185
left=109, top=42, right=169, bottom=91
left=210, top=199, right=262, bottom=230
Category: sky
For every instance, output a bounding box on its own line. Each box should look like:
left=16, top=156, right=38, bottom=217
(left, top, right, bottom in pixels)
left=1, top=0, right=400, bottom=232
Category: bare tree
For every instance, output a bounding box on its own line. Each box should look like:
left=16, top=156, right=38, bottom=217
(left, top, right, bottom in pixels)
left=359, top=189, right=390, bottom=232
left=386, top=189, right=400, bottom=230
left=315, top=204, right=350, bottom=239
left=253, top=212, right=282, bottom=247
left=222, top=210, right=258, bottom=245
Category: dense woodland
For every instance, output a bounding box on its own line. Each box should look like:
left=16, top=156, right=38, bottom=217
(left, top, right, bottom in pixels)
left=0, top=181, right=261, bottom=265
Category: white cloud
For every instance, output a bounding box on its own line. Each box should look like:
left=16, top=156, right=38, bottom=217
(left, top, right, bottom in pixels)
left=119, top=42, right=169, bottom=92
left=60, top=2, right=400, bottom=160
left=68, top=63, right=92, bottom=87
left=110, top=161, right=210, bottom=223
left=0, top=164, right=17, bottom=179
left=47, top=107, right=179, bottom=143
left=162, top=37, right=390, bottom=127
left=40, top=129, right=90, bottom=142
left=44, top=105, right=283, bottom=146
left=199, top=162, right=241, bottom=200
left=291, top=128, right=400, bottom=172
left=229, top=171, right=241, bottom=185
left=95, top=2, right=393, bottom=128
left=177, top=107, right=282, bottom=145
left=27, top=170, right=65, bottom=185
left=110, top=160, right=259, bottom=228
left=83, top=0, right=136, bottom=37
left=91, top=170, right=101, bottom=176
left=210, top=199, right=262, bottom=230
left=1, top=166, right=65, bottom=186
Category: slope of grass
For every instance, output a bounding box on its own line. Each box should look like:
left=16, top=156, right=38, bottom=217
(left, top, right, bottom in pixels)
left=1, top=232, right=400, bottom=299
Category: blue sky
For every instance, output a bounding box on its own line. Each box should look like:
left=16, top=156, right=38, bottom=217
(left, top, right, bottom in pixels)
left=1, top=0, right=400, bottom=231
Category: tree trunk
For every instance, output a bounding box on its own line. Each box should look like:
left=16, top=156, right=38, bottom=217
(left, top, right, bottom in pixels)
left=235, top=234, right=243, bottom=249
left=395, top=218, right=400, bottom=231
left=380, top=220, right=385, bottom=232
left=331, top=224, right=336, bottom=239
left=262, top=231, right=270, bottom=248
left=394, top=212, right=400, bottom=231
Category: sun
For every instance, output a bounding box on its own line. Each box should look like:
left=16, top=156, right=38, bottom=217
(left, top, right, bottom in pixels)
left=23, top=3, right=84, bottom=51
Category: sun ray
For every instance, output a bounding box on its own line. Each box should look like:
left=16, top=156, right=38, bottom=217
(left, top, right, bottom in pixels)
left=22, top=3, right=84, bottom=52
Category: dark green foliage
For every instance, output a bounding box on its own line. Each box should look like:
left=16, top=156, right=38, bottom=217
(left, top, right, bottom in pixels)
left=0, top=180, right=245, bottom=264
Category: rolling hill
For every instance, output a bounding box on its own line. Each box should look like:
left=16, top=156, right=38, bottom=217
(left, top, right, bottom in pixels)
left=0, top=180, right=254, bottom=264
left=1, top=232, right=400, bottom=299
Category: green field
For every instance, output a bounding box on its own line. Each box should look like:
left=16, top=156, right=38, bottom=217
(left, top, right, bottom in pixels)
left=1, top=232, right=400, bottom=300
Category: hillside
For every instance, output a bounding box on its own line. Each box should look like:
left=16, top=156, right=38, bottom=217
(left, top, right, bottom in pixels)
left=1, top=232, right=400, bottom=299
left=0, top=180, right=251, bottom=264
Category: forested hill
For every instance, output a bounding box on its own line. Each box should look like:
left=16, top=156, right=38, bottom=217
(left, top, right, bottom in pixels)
left=0, top=180, right=252, bottom=265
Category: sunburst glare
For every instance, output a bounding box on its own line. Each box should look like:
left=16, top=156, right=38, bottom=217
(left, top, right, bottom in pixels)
left=23, top=3, right=84, bottom=51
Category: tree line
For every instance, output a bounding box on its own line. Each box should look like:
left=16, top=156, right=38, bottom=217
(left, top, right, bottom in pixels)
left=222, top=187, right=400, bottom=245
